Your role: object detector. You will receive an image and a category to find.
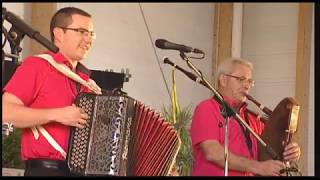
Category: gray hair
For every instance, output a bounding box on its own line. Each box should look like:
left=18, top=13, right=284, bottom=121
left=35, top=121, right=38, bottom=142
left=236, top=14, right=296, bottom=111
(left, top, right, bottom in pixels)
left=215, top=57, right=253, bottom=86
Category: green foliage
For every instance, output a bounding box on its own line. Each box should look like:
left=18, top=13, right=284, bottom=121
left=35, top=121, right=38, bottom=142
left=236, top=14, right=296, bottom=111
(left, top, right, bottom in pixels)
left=2, top=128, right=24, bottom=169
left=162, top=104, right=193, bottom=176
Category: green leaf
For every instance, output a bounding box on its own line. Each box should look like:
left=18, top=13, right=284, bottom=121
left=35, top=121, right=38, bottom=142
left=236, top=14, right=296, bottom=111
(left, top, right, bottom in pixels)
left=2, top=129, right=24, bottom=169
left=162, top=103, right=193, bottom=176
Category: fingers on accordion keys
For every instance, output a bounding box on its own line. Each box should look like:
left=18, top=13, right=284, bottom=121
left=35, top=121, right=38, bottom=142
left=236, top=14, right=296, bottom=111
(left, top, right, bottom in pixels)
left=78, top=108, right=87, bottom=117
left=76, top=122, right=84, bottom=129
left=79, top=108, right=85, bottom=114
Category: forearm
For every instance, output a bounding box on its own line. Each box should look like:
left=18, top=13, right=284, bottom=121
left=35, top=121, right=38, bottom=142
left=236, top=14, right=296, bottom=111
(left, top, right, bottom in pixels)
left=3, top=102, right=59, bottom=128
left=202, top=140, right=258, bottom=174
left=227, top=151, right=259, bottom=174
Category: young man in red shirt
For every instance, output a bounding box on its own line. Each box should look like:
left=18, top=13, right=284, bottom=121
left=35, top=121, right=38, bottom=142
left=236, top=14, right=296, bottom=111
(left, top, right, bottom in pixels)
left=3, top=7, right=97, bottom=176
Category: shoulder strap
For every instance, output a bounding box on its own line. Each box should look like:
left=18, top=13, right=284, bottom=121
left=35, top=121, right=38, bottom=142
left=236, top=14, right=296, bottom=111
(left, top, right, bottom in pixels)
left=242, top=110, right=254, bottom=157
left=35, top=54, right=102, bottom=95
left=30, top=124, right=67, bottom=158
left=33, top=125, right=67, bottom=159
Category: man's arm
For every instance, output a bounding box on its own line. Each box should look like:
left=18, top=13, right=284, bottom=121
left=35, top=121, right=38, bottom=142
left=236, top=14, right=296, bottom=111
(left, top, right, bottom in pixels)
left=2, top=92, right=88, bottom=129
left=200, top=139, right=286, bottom=176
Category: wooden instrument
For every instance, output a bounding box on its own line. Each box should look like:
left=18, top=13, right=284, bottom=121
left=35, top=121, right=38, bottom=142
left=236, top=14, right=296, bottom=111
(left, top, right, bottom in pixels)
left=247, top=95, right=301, bottom=175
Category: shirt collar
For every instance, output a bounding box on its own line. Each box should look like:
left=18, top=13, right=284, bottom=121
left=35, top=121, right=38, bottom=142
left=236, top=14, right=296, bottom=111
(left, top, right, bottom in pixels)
left=47, top=51, right=91, bottom=76
left=222, top=95, right=247, bottom=111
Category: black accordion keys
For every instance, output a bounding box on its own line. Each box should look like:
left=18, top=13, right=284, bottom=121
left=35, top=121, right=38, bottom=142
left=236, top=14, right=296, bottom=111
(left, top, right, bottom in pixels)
left=67, top=93, right=181, bottom=176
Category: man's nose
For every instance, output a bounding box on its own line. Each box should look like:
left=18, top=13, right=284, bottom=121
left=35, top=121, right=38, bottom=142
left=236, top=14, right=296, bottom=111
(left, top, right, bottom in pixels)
left=84, top=35, right=93, bottom=42
left=242, top=81, right=251, bottom=89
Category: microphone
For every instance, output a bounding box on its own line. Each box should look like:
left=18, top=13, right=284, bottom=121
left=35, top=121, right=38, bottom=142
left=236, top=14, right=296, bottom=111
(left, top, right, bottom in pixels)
left=4, top=10, right=59, bottom=53
left=155, top=39, right=204, bottom=54
left=163, top=57, right=207, bottom=87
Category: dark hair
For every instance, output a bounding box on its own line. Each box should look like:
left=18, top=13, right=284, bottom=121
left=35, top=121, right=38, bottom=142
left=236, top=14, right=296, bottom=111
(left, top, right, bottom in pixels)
left=50, top=7, right=91, bottom=42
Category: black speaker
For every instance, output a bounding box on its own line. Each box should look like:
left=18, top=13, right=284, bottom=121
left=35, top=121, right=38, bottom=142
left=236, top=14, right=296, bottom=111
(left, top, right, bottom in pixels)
left=90, top=70, right=125, bottom=91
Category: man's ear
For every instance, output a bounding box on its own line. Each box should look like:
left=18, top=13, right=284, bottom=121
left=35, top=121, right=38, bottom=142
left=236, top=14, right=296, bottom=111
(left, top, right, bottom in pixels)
left=219, top=74, right=227, bottom=87
left=53, top=27, right=63, bottom=43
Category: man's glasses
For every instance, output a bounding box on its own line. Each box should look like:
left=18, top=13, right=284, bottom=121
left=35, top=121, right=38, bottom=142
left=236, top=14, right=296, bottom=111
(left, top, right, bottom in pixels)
left=58, top=27, right=96, bottom=39
left=224, top=74, right=255, bottom=87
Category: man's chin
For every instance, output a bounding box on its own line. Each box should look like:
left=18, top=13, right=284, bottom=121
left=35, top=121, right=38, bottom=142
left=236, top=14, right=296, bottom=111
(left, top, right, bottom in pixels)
left=236, top=96, right=246, bottom=103
left=77, top=54, right=88, bottom=61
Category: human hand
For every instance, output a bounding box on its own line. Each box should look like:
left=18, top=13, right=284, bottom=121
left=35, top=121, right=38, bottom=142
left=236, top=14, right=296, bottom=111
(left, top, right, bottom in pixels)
left=168, top=166, right=179, bottom=176
left=55, top=104, right=89, bottom=128
left=254, top=160, right=286, bottom=176
left=283, top=142, right=301, bottom=162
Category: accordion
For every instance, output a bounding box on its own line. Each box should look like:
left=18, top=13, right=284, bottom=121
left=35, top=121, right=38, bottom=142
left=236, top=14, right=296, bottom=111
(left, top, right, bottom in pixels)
left=67, top=92, right=181, bottom=176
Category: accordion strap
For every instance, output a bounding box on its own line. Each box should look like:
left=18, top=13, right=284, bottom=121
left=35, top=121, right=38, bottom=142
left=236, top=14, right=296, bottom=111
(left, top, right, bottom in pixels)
left=29, top=53, right=102, bottom=159
left=35, top=54, right=102, bottom=95
left=31, top=125, right=67, bottom=159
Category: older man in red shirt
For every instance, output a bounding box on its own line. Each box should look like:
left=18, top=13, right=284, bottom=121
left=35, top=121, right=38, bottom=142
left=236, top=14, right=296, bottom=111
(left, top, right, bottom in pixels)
left=3, top=7, right=97, bottom=176
left=190, top=57, right=301, bottom=176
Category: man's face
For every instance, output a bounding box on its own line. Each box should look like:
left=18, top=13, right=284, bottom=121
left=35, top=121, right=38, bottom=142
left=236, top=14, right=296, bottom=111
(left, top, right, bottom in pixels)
left=56, top=14, right=95, bottom=62
left=220, top=64, right=253, bottom=103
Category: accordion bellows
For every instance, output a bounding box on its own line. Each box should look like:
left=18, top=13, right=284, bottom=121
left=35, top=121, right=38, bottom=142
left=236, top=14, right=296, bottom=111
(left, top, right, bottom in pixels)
left=67, top=93, right=181, bottom=176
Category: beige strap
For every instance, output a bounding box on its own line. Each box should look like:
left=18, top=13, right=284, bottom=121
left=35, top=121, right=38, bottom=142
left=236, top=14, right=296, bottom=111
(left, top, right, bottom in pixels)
left=31, top=127, right=39, bottom=140
left=30, top=125, right=66, bottom=158
left=35, top=54, right=102, bottom=95
left=36, top=125, right=67, bottom=158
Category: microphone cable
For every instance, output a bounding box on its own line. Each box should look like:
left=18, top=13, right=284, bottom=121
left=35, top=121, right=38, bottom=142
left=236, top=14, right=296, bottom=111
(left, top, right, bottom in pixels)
left=138, top=3, right=172, bottom=101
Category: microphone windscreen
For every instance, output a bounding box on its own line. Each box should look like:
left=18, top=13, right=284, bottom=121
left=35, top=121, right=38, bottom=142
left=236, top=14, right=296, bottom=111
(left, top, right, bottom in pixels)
left=155, top=39, right=167, bottom=49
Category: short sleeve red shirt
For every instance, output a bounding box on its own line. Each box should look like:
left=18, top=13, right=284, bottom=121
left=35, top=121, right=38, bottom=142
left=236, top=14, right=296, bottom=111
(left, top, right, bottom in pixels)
left=3, top=51, right=92, bottom=160
left=190, top=96, right=265, bottom=176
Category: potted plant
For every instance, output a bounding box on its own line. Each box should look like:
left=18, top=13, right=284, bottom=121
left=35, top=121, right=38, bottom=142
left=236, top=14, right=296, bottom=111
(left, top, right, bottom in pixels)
left=2, top=128, right=24, bottom=169
left=162, top=103, right=193, bottom=176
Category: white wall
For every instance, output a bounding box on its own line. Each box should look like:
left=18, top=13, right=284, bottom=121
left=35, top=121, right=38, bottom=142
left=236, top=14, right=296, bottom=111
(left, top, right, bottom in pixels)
left=242, top=3, right=314, bottom=176
left=242, top=3, right=299, bottom=110
left=57, top=3, right=214, bottom=112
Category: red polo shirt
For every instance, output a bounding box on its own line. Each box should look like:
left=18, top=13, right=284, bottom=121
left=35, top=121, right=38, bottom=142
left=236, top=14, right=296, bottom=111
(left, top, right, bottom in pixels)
left=3, top=51, right=92, bottom=160
left=190, top=96, right=265, bottom=176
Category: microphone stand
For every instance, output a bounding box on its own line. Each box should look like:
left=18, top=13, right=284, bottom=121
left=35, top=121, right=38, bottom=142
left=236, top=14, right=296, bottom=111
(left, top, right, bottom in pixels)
left=8, top=26, right=25, bottom=63
left=179, top=52, right=232, bottom=176
left=178, top=52, right=281, bottom=175
left=3, top=8, right=59, bottom=53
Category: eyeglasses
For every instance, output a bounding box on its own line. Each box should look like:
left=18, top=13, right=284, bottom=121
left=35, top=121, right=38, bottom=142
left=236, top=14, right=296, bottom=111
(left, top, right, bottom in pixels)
left=224, top=74, right=255, bottom=87
left=58, top=27, right=96, bottom=39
